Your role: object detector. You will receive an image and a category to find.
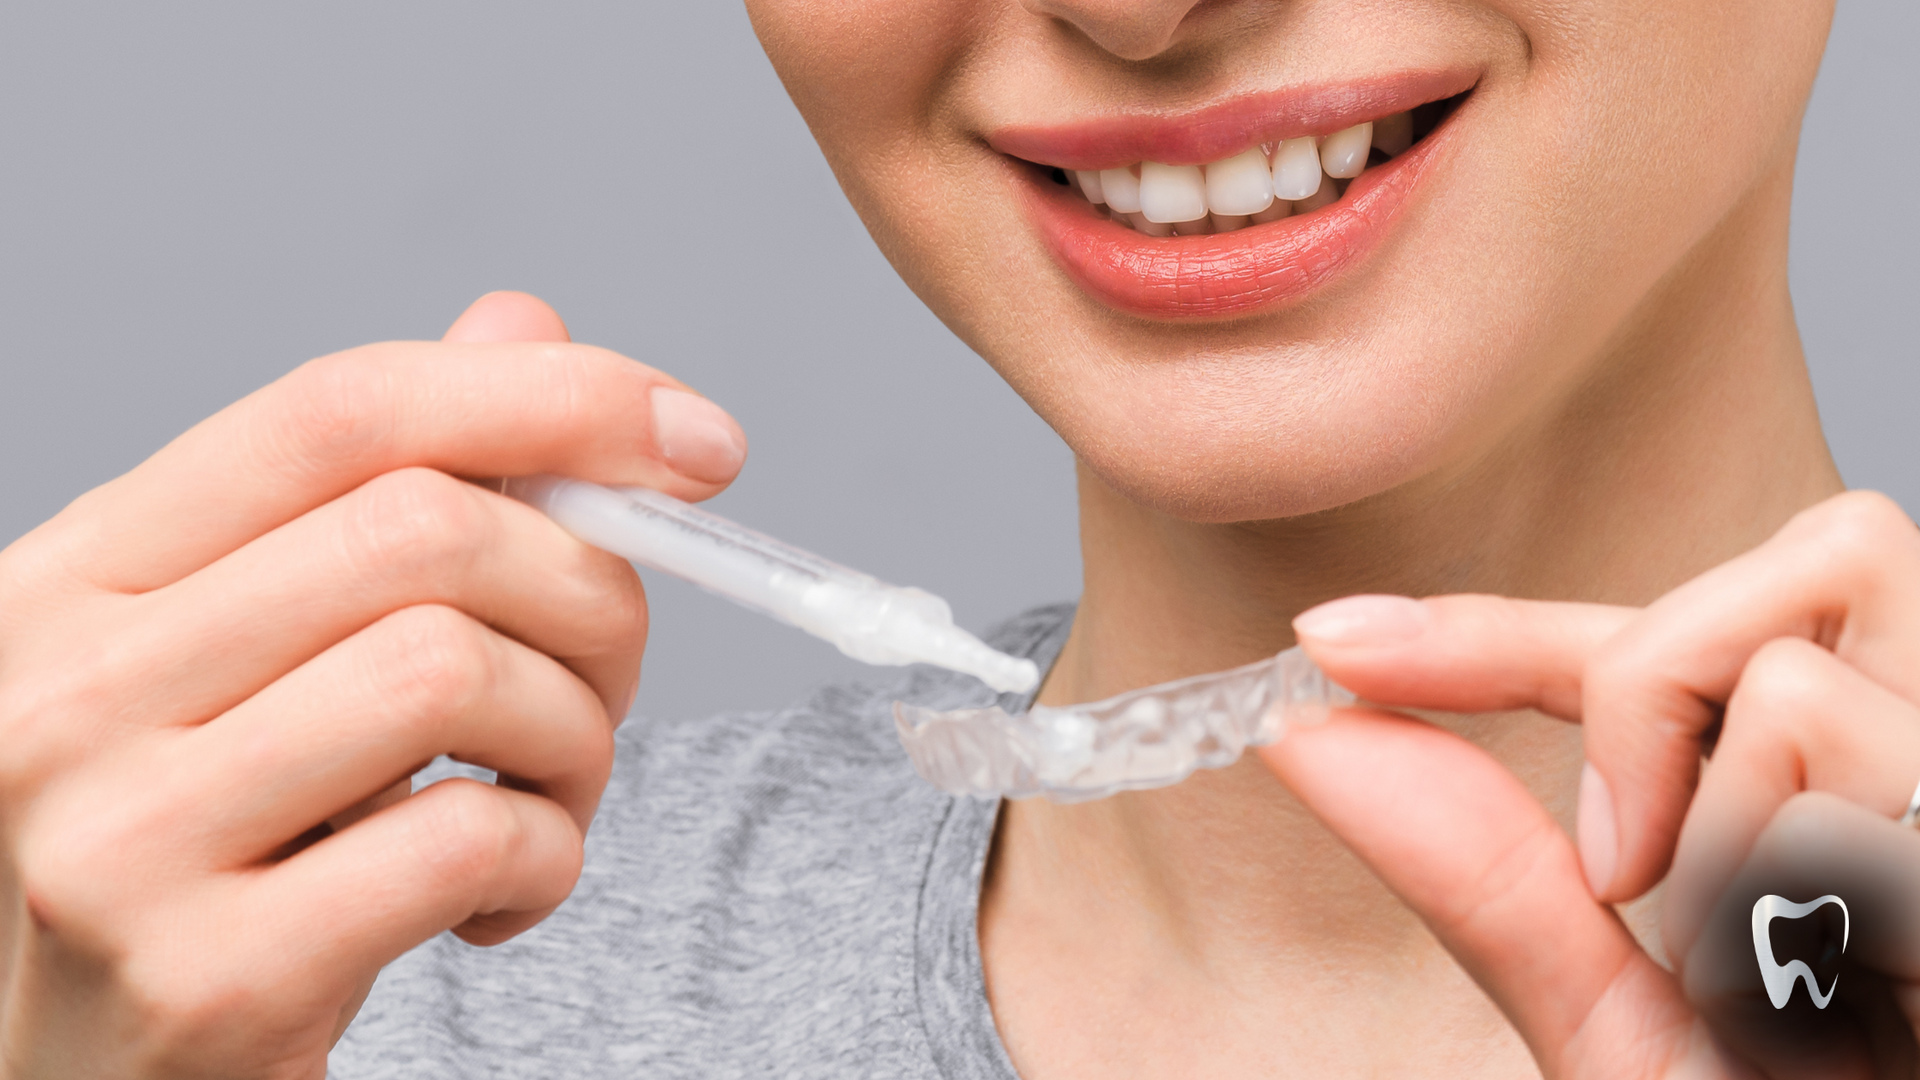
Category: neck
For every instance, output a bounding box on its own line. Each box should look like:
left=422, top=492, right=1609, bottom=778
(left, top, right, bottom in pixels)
left=981, top=164, right=1844, bottom=1076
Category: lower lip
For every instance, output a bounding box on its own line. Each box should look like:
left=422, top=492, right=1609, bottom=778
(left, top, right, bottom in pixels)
left=1023, top=133, right=1445, bottom=320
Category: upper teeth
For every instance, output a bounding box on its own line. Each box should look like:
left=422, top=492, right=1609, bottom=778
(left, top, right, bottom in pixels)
left=1070, top=111, right=1414, bottom=234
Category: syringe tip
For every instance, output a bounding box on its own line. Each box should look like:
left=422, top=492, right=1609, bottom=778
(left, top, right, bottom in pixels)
left=933, top=633, right=1040, bottom=695
left=978, top=656, right=1041, bottom=695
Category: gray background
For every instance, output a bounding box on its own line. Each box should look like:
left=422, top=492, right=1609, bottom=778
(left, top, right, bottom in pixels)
left=0, top=2, right=1911, bottom=722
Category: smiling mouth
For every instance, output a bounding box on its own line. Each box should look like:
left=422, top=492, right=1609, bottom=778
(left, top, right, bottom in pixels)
left=1038, top=95, right=1460, bottom=237
left=992, top=77, right=1473, bottom=318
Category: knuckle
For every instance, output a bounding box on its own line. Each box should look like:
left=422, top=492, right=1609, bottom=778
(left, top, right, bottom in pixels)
left=1580, top=637, right=1637, bottom=704
left=517, top=342, right=655, bottom=437
left=274, top=349, right=399, bottom=471
left=1801, top=490, right=1917, bottom=563
left=133, top=969, right=237, bottom=1040
left=540, top=343, right=631, bottom=414
left=0, top=635, right=146, bottom=800
left=364, top=606, right=497, bottom=726
left=572, top=702, right=619, bottom=787
left=590, top=558, right=650, bottom=657
left=126, top=959, right=278, bottom=1057
left=1446, top=816, right=1564, bottom=931
left=0, top=679, right=77, bottom=788
left=1766, top=790, right=1855, bottom=846
left=15, top=853, right=86, bottom=939
left=17, top=813, right=135, bottom=944
left=1727, top=638, right=1830, bottom=733
left=339, top=468, right=487, bottom=584
left=409, top=779, right=522, bottom=886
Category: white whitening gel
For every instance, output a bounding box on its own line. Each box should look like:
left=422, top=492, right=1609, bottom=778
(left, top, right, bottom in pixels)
left=895, top=647, right=1353, bottom=802
left=504, top=475, right=1041, bottom=695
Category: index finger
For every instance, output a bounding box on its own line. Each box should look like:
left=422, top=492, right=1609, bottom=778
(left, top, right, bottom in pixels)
left=1293, top=593, right=1634, bottom=721
left=1297, top=492, right=1920, bottom=909
left=35, top=334, right=747, bottom=593
left=1575, top=492, right=1920, bottom=902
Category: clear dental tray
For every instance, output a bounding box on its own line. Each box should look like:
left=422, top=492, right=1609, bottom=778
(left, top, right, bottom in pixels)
left=894, top=646, right=1352, bottom=803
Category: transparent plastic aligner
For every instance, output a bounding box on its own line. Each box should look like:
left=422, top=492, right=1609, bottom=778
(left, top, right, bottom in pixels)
left=893, top=647, right=1354, bottom=803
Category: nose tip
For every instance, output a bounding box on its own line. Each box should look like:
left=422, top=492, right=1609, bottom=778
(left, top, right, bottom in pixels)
left=1021, top=0, right=1215, bottom=62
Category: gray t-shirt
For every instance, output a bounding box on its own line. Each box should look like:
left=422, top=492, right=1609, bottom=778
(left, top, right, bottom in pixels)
left=328, top=603, right=1075, bottom=1079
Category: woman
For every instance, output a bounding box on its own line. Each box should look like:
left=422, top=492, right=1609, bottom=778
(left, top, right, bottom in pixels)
left=0, top=0, right=1910, bottom=1075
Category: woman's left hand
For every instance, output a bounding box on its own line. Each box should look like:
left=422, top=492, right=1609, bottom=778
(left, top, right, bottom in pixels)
left=1261, top=490, right=1920, bottom=1078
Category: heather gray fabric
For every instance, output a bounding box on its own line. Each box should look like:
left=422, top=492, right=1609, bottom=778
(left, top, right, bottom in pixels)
left=327, top=603, right=1075, bottom=1080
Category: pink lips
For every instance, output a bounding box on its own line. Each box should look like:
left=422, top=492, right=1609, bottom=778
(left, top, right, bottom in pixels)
left=989, top=70, right=1473, bottom=320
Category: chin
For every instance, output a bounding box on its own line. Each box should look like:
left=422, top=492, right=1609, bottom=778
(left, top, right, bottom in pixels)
left=1052, top=357, right=1472, bottom=525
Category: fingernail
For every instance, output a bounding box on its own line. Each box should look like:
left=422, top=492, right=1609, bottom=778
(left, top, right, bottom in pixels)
left=1292, top=594, right=1429, bottom=645
left=650, top=388, right=747, bottom=484
left=1577, top=763, right=1619, bottom=898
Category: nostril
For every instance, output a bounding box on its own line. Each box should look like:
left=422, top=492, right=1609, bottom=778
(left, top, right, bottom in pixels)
left=1020, top=0, right=1214, bottom=63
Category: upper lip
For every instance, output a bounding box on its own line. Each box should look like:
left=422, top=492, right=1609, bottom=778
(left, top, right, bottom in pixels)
left=986, top=68, right=1477, bottom=171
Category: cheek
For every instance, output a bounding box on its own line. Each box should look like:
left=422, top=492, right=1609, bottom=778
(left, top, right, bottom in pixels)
left=1497, top=0, right=1830, bottom=207
left=1051, top=10, right=1827, bottom=522
left=744, top=0, right=976, bottom=156
left=747, top=0, right=1832, bottom=526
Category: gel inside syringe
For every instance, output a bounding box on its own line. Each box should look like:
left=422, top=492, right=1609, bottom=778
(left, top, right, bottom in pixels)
left=504, top=476, right=1040, bottom=695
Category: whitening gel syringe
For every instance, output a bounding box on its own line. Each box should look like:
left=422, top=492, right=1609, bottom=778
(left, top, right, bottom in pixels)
left=504, top=476, right=1041, bottom=695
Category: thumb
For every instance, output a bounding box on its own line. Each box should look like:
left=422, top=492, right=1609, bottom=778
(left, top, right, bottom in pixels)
left=1258, top=710, right=1712, bottom=1077
left=444, top=290, right=572, bottom=344
left=441, top=292, right=748, bottom=490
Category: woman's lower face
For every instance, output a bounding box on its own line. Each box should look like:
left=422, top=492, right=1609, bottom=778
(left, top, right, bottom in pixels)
left=746, top=0, right=1833, bottom=523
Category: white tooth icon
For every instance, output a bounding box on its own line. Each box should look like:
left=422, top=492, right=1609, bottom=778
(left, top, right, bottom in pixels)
left=1138, top=162, right=1208, bottom=223
left=1074, top=170, right=1107, bottom=205
left=1751, top=894, right=1849, bottom=1010
left=1100, top=166, right=1143, bottom=214
left=1203, top=147, right=1274, bottom=216
left=1272, top=137, right=1324, bottom=201
left=1319, top=122, right=1373, bottom=179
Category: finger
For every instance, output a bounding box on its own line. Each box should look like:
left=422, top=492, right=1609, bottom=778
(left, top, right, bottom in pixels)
left=442, top=290, right=571, bottom=344
left=1577, top=492, right=1920, bottom=902
left=59, top=779, right=582, bottom=1071
left=244, top=777, right=585, bottom=994
left=1258, top=710, right=1703, bottom=1077
left=441, top=290, right=751, bottom=503
left=1741, top=793, right=1920, bottom=983
left=120, top=466, right=644, bottom=727
left=1682, top=793, right=1920, bottom=1072
left=1293, top=593, right=1635, bottom=721
left=1662, top=638, right=1920, bottom=961
left=175, top=604, right=614, bottom=856
left=1296, top=493, right=1920, bottom=909
left=47, top=320, right=747, bottom=594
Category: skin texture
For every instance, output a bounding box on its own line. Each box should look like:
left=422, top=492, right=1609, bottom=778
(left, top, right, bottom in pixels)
left=1277, top=495, right=1920, bottom=1078
left=737, top=0, right=1882, bottom=1076
left=0, top=293, right=743, bottom=1078
left=0, top=0, right=1906, bottom=1076
left=747, top=0, right=1834, bottom=523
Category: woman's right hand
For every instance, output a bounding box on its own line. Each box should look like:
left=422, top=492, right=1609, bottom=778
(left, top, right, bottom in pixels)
left=0, top=292, right=746, bottom=1078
